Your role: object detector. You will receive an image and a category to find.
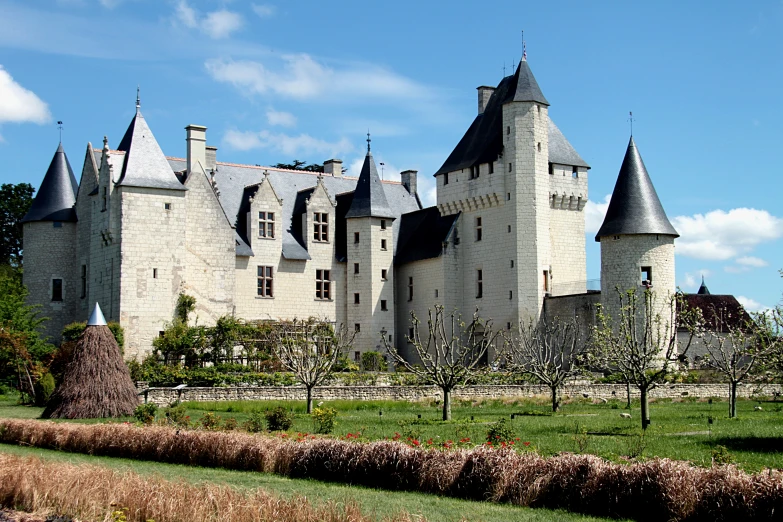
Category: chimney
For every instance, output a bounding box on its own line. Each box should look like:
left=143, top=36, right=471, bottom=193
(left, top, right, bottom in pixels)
left=185, top=124, right=207, bottom=173
left=477, top=86, right=495, bottom=115
left=324, top=159, right=343, bottom=178
left=400, top=170, right=418, bottom=195
left=206, top=145, right=218, bottom=172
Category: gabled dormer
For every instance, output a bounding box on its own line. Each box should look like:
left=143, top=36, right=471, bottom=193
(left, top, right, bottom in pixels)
left=246, top=172, right=284, bottom=249
left=302, top=176, right=337, bottom=252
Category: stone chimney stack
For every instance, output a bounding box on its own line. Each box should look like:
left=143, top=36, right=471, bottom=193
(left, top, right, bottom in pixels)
left=477, top=86, right=495, bottom=115
left=206, top=145, right=218, bottom=171
left=400, top=170, right=418, bottom=195
left=185, top=124, right=207, bottom=173
left=324, top=159, right=343, bottom=177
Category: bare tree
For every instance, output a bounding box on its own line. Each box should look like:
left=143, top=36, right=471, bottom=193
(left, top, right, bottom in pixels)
left=504, top=315, right=587, bottom=412
left=270, top=318, right=356, bottom=413
left=383, top=306, right=500, bottom=421
left=591, top=288, right=700, bottom=430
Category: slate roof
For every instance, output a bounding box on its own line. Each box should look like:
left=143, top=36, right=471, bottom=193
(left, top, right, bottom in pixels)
left=345, top=151, right=396, bottom=219
left=434, top=61, right=587, bottom=176
left=595, top=137, right=679, bottom=241
left=166, top=158, right=420, bottom=259
left=395, top=207, right=460, bottom=265
left=22, top=143, right=79, bottom=223
left=679, top=294, right=752, bottom=332
left=697, top=277, right=710, bottom=295
left=116, top=108, right=187, bottom=191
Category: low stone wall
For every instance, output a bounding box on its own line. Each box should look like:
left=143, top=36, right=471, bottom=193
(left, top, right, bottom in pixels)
left=141, top=383, right=783, bottom=407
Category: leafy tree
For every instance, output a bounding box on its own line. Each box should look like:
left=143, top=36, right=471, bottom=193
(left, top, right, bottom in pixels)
left=272, top=160, right=325, bottom=173
left=504, top=315, right=587, bottom=412
left=269, top=318, right=355, bottom=413
left=383, top=306, right=500, bottom=421
left=0, top=183, right=35, bottom=267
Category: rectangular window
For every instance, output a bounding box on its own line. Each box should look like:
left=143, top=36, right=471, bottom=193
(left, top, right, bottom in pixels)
left=259, top=211, right=275, bottom=238
left=507, top=192, right=511, bottom=201
left=355, top=323, right=361, bottom=332
left=381, top=299, right=388, bottom=311
left=381, top=269, right=387, bottom=281
left=408, top=276, right=413, bottom=301
left=165, top=202, right=172, bottom=210
left=572, top=166, right=579, bottom=178
left=313, top=212, right=328, bottom=242
left=53, top=222, right=62, bottom=228
left=435, top=289, right=439, bottom=298
left=80, top=265, right=87, bottom=299
left=257, top=266, right=273, bottom=297
left=354, top=232, right=360, bottom=244
left=543, top=270, right=550, bottom=293
left=381, top=239, right=387, bottom=250
left=153, top=268, right=158, bottom=279
left=549, top=163, right=554, bottom=175
left=52, top=278, right=63, bottom=302
left=469, top=165, right=479, bottom=179
left=354, top=293, right=360, bottom=304
left=641, top=266, right=653, bottom=286
left=354, top=351, right=361, bottom=363
left=444, top=173, right=449, bottom=185
left=488, top=162, right=494, bottom=174
left=316, top=269, right=331, bottom=300
left=507, top=126, right=511, bottom=135
left=507, top=225, right=511, bottom=233
left=380, top=219, right=386, bottom=230
left=476, top=270, right=483, bottom=299
left=408, top=327, right=414, bottom=341
left=508, top=163, right=512, bottom=172
left=509, top=290, right=513, bottom=300
left=354, top=263, right=359, bottom=274
left=475, top=217, right=482, bottom=241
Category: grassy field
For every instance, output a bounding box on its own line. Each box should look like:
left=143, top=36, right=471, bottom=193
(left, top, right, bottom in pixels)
left=2, top=391, right=781, bottom=471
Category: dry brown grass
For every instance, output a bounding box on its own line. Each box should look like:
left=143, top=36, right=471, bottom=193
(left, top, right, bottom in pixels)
left=0, top=453, right=417, bottom=522
left=1, top=418, right=781, bottom=521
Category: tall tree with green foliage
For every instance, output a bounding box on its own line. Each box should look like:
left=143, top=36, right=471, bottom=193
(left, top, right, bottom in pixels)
left=272, top=160, right=325, bottom=173
left=0, top=183, right=35, bottom=267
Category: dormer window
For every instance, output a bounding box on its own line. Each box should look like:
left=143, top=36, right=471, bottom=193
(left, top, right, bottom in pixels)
left=259, top=211, right=275, bottom=238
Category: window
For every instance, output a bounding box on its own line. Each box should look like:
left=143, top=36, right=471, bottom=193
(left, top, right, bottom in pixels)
left=506, top=126, right=510, bottom=135
left=434, top=289, right=439, bottom=298
left=80, top=265, right=87, bottom=299
left=408, top=327, right=414, bottom=342
left=165, top=202, right=172, bottom=210
left=381, top=300, right=388, bottom=311
left=153, top=268, right=158, bottom=279
left=549, top=163, right=554, bottom=175
left=354, top=232, right=360, bottom=244
left=313, top=212, right=328, bottom=242
left=537, top=142, right=541, bottom=152
left=475, top=217, right=482, bottom=242
left=507, top=192, right=511, bottom=201
left=53, top=222, right=62, bottom=228
left=543, top=270, right=550, bottom=293
left=354, top=293, right=360, bottom=304
left=509, top=290, right=513, bottom=300
left=572, top=166, right=578, bottom=178
left=444, top=173, right=449, bottom=185
left=510, top=260, right=514, bottom=268
left=354, top=263, right=359, bottom=274
left=380, top=219, right=386, bottom=230
left=354, top=351, right=361, bottom=363
left=52, top=278, right=63, bottom=302
left=316, top=269, right=331, bottom=299
left=641, top=266, right=653, bottom=287
left=355, top=323, right=361, bottom=332
left=612, top=235, right=621, bottom=241
left=537, top=105, right=541, bottom=115
left=507, top=225, right=511, bottom=233
left=408, top=276, right=413, bottom=301
left=381, top=239, right=387, bottom=250
left=507, top=322, right=512, bottom=330
left=488, top=162, right=494, bottom=174
left=259, top=211, right=275, bottom=238
left=159, top=331, right=165, bottom=338
left=257, top=266, right=273, bottom=297
left=476, top=270, right=483, bottom=299
left=381, top=269, right=387, bottom=281
left=508, top=163, right=512, bottom=172
left=470, top=165, right=479, bottom=179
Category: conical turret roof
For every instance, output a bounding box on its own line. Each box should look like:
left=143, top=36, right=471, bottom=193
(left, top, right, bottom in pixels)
left=502, top=58, right=549, bottom=106
left=595, top=136, right=678, bottom=241
left=116, top=106, right=186, bottom=191
left=345, top=150, right=395, bottom=219
left=22, top=143, right=78, bottom=223
left=697, top=276, right=710, bottom=295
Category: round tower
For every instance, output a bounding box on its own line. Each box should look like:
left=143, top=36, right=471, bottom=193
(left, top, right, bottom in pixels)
left=22, top=143, right=80, bottom=343
left=596, top=136, right=679, bottom=329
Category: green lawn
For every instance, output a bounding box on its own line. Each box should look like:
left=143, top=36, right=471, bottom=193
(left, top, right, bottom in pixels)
left=0, top=444, right=614, bottom=522
left=3, top=392, right=781, bottom=471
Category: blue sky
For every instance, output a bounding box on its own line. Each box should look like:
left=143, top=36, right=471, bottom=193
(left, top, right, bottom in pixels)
left=1, top=0, right=782, bottom=311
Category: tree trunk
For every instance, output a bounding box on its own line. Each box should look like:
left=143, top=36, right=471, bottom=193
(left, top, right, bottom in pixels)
left=626, top=381, right=632, bottom=410
left=306, top=385, right=314, bottom=414
left=442, top=388, right=452, bottom=421
left=640, top=387, right=650, bottom=430
left=729, top=381, right=737, bottom=418
left=551, top=385, right=560, bottom=412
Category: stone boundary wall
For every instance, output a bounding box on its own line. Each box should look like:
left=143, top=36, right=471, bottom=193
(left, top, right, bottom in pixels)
left=141, top=383, right=783, bottom=407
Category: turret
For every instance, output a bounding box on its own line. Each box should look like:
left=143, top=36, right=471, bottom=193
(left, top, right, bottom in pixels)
left=22, top=143, right=80, bottom=343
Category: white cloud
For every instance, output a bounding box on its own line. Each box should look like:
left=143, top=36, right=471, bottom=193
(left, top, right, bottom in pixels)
left=736, top=296, right=771, bottom=313
left=223, top=129, right=353, bottom=158
left=173, top=1, right=243, bottom=40
left=0, top=65, right=50, bottom=124
left=204, top=54, right=431, bottom=103
left=681, top=269, right=712, bottom=289
left=584, top=194, right=611, bottom=234
left=252, top=4, right=276, bottom=18
left=266, top=109, right=296, bottom=127
left=672, top=208, right=783, bottom=260
left=736, top=256, right=767, bottom=267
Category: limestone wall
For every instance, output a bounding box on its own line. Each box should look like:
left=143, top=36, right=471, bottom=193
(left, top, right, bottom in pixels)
left=548, top=164, right=588, bottom=296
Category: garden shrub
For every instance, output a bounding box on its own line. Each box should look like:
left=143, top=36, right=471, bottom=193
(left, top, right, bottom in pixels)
left=133, top=403, right=157, bottom=425
left=163, top=402, right=189, bottom=427
left=224, top=417, right=238, bottom=431
left=34, top=372, right=55, bottom=407
left=360, top=351, right=384, bottom=372
left=265, top=407, right=293, bottom=431
left=199, top=412, right=222, bottom=431
left=312, top=406, right=337, bottom=434
left=244, top=410, right=266, bottom=433
left=486, top=418, right=516, bottom=444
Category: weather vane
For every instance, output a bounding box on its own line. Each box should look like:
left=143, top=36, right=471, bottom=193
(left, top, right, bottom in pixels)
left=522, top=29, right=526, bottom=60
left=628, top=111, right=635, bottom=136
left=57, top=121, right=63, bottom=143
left=136, top=85, right=140, bottom=109
left=366, top=131, right=371, bottom=153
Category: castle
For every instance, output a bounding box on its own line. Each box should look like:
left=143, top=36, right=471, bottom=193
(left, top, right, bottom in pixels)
left=22, top=57, right=685, bottom=361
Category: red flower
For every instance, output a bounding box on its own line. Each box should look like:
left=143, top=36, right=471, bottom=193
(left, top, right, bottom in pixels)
left=523, top=441, right=531, bottom=447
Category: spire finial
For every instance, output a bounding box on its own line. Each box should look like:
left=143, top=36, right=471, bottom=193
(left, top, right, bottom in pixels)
left=502, top=61, right=506, bottom=77
left=366, top=130, right=371, bottom=153
left=522, top=30, right=527, bottom=61
left=628, top=111, right=634, bottom=137
left=136, top=85, right=140, bottom=111
left=103, top=135, right=109, bottom=150
left=57, top=120, right=63, bottom=143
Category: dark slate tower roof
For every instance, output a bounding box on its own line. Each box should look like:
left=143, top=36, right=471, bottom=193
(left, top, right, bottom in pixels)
left=595, top=137, right=679, bottom=241
left=345, top=149, right=395, bottom=219
left=116, top=105, right=186, bottom=191
left=503, top=58, right=549, bottom=106
left=697, top=276, right=711, bottom=295
left=22, top=143, right=78, bottom=223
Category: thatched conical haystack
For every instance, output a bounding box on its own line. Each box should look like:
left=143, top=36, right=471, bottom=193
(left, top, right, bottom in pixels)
left=42, top=303, right=139, bottom=419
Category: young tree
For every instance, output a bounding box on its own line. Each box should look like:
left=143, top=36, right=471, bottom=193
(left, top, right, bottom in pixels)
left=270, top=318, right=355, bottom=413
left=591, top=288, right=700, bottom=430
left=0, top=183, right=35, bottom=267
left=383, top=306, right=500, bottom=421
left=504, top=315, right=587, bottom=412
